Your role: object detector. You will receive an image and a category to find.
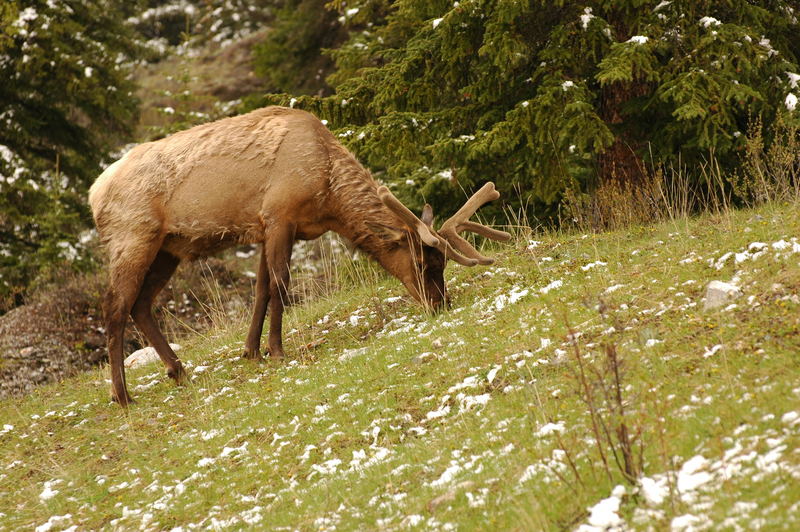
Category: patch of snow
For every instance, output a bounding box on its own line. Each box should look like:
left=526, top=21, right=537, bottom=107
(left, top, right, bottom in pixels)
left=39, top=480, right=61, bottom=501
left=457, top=393, right=490, bottom=411
left=580, top=7, right=595, bottom=29
left=35, top=514, right=72, bottom=532
left=703, top=344, right=723, bottom=358
left=430, top=463, right=461, bottom=487
left=627, top=35, right=648, bottom=44
left=489, top=286, right=529, bottom=311
left=311, top=458, right=342, bottom=476
left=677, top=455, right=712, bottom=501
left=577, top=485, right=626, bottom=531
left=639, top=476, right=668, bottom=506
left=581, top=261, right=607, bottom=271
left=339, top=346, right=368, bottom=362
left=699, top=16, right=721, bottom=28
left=781, top=411, right=799, bottom=426
left=671, top=514, right=704, bottom=531
left=426, top=404, right=451, bottom=421
left=786, top=93, right=798, bottom=112
left=536, top=422, right=565, bottom=436
left=540, top=279, right=563, bottom=294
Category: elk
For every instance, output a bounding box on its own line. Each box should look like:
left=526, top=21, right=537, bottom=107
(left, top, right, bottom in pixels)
left=89, top=106, right=510, bottom=406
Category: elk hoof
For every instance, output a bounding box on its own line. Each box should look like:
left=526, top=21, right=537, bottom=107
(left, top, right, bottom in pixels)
left=242, top=348, right=264, bottom=361
left=112, top=391, right=135, bottom=407
left=167, top=366, right=190, bottom=385
left=268, top=346, right=286, bottom=359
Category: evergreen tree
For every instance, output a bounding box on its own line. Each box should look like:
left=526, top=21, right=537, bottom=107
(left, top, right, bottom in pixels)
left=253, top=0, right=800, bottom=216
left=0, top=0, right=139, bottom=306
left=252, top=0, right=349, bottom=95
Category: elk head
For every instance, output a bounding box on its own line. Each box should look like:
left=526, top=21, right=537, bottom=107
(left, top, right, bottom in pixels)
left=373, top=182, right=511, bottom=310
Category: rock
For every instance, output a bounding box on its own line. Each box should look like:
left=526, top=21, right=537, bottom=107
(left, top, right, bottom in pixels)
left=412, top=351, right=437, bottom=364
left=703, top=281, right=742, bottom=310
left=124, top=344, right=182, bottom=368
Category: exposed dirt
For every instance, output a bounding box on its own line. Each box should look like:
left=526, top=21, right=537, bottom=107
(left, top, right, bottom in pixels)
left=0, top=281, right=108, bottom=400
left=0, top=258, right=256, bottom=401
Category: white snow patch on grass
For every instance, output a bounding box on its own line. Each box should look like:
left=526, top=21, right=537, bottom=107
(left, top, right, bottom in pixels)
left=576, top=485, right=626, bottom=531
left=540, top=279, right=563, bottom=294
left=39, top=480, right=61, bottom=501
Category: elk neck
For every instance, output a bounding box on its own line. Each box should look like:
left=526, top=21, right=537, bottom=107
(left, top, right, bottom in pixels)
left=324, top=147, right=408, bottom=269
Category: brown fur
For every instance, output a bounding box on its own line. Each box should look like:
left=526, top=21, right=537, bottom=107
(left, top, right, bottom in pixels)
left=90, top=106, right=502, bottom=407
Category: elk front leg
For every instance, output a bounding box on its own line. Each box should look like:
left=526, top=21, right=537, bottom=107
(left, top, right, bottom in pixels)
left=243, top=245, right=269, bottom=360
left=265, top=224, right=295, bottom=359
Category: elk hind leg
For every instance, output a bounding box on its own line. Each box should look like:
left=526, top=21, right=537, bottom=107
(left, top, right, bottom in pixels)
left=130, top=249, right=187, bottom=384
left=104, top=239, right=163, bottom=406
left=243, top=245, right=270, bottom=360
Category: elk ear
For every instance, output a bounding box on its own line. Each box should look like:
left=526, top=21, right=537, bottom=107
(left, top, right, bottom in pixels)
left=366, top=222, right=407, bottom=242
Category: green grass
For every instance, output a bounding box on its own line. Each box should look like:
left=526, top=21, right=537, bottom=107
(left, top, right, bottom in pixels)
left=2, top=203, right=800, bottom=530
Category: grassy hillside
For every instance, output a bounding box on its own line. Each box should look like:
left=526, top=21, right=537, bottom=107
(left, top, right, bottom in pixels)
left=1, top=202, right=799, bottom=530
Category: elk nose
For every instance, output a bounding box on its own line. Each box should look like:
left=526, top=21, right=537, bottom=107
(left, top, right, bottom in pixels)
left=429, top=295, right=448, bottom=313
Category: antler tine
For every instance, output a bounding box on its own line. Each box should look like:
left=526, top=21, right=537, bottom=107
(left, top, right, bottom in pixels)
left=437, top=182, right=511, bottom=265
left=459, top=221, right=513, bottom=242
left=376, top=186, right=440, bottom=247
left=377, top=186, right=480, bottom=266
left=439, top=183, right=499, bottom=233
left=442, top=230, right=495, bottom=265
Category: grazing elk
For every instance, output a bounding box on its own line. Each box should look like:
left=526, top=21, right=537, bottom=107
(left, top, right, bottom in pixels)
left=89, top=106, right=510, bottom=406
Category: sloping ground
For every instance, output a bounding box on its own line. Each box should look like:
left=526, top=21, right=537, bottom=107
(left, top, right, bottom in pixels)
left=0, top=273, right=113, bottom=400
left=0, top=298, right=106, bottom=400
left=0, top=258, right=256, bottom=400
left=1, top=203, right=799, bottom=530
left=134, top=30, right=267, bottom=138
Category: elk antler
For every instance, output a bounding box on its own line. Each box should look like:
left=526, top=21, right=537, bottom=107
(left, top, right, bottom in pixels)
left=377, top=186, right=440, bottom=247
left=438, top=182, right=511, bottom=265
left=378, top=186, right=478, bottom=265
left=377, top=182, right=510, bottom=266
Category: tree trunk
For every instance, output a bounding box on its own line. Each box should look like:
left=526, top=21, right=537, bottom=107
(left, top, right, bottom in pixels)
left=598, top=12, right=650, bottom=185
left=598, top=82, right=649, bottom=185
